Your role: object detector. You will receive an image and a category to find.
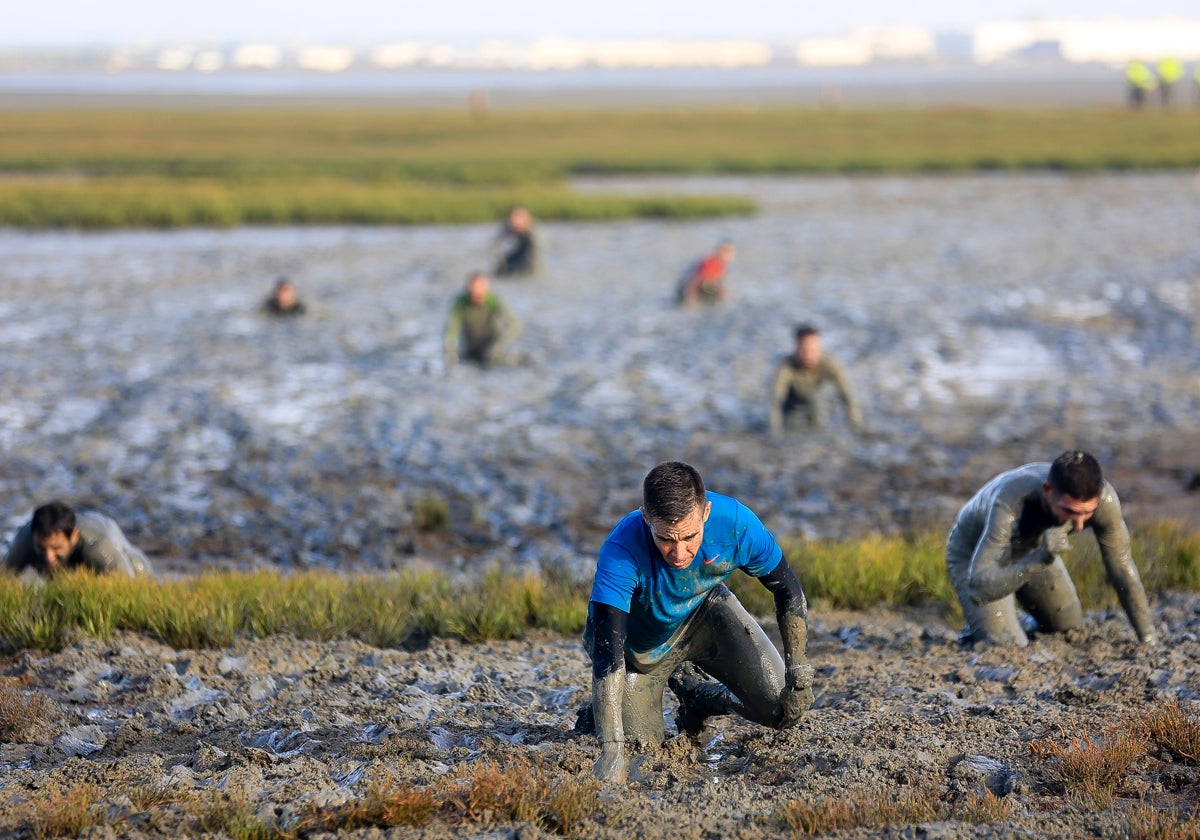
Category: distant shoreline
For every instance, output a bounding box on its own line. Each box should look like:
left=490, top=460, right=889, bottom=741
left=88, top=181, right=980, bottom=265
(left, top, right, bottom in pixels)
left=0, top=63, right=1136, bottom=109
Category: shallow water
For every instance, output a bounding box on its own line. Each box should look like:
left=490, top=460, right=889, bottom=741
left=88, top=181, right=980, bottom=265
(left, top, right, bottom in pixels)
left=1, top=173, right=1197, bottom=576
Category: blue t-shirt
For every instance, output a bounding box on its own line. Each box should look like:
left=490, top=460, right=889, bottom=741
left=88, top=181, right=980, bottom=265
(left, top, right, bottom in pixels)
left=590, top=492, right=783, bottom=663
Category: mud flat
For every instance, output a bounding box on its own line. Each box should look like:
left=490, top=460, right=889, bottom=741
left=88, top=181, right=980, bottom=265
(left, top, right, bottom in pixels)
left=1, top=172, right=1199, bottom=834
left=1, top=596, right=1198, bottom=837
left=0, top=173, right=1196, bottom=579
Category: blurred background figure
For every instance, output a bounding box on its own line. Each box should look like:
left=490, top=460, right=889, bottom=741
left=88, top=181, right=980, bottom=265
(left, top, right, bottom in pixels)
left=768, top=324, right=861, bottom=436
left=4, top=500, right=153, bottom=578
left=262, top=277, right=306, bottom=316
left=676, top=240, right=734, bottom=306
left=1125, top=60, right=1158, bottom=109
left=1157, top=56, right=1184, bottom=107
left=444, top=271, right=520, bottom=368
left=495, top=205, right=538, bottom=277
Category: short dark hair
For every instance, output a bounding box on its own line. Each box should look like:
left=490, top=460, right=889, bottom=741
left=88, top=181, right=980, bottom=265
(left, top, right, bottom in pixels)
left=31, top=500, right=77, bottom=540
left=1048, top=450, right=1103, bottom=500
left=794, top=323, right=819, bottom=341
left=642, top=461, right=706, bottom=523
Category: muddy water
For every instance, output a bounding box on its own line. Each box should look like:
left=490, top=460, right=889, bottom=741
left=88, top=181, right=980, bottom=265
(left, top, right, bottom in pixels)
left=1, top=174, right=1197, bottom=577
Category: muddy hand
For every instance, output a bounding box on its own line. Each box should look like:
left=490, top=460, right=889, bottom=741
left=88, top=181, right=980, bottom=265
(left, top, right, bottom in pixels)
left=1040, top=527, right=1071, bottom=562
left=593, top=742, right=629, bottom=784
left=781, top=664, right=815, bottom=725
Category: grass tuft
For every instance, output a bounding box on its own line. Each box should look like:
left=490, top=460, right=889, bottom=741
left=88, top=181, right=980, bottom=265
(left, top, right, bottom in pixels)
left=1127, top=803, right=1200, bottom=840
left=0, top=683, right=50, bottom=740
left=26, top=783, right=104, bottom=839
left=776, top=784, right=944, bottom=834
left=1133, top=702, right=1200, bottom=765
left=1029, top=728, right=1148, bottom=809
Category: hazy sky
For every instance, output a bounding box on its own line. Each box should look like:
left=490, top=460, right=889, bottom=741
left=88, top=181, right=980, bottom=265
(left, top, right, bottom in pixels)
left=5, top=0, right=1199, bottom=46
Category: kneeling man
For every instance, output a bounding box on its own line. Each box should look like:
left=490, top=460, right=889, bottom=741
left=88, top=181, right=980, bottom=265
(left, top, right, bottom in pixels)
left=947, top=451, right=1155, bottom=648
left=587, top=461, right=814, bottom=784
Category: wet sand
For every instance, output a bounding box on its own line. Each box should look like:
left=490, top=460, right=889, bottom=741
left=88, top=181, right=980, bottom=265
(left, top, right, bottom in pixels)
left=0, top=172, right=1198, bottom=836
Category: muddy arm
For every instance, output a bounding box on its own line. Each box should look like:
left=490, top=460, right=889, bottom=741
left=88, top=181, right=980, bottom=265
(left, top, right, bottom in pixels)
left=1092, top=491, right=1156, bottom=644
left=768, top=364, right=791, bottom=436
left=757, top=558, right=814, bottom=722
left=590, top=602, right=630, bottom=783
left=966, top=503, right=1053, bottom=605
left=825, top=357, right=862, bottom=428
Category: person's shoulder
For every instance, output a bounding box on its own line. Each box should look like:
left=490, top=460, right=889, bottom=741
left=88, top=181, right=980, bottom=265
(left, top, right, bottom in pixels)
left=706, top=492, right=753, bottom=522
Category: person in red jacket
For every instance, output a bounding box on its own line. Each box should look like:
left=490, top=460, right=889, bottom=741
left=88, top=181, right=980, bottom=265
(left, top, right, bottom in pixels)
left=677, top=241, right=735, bottom=306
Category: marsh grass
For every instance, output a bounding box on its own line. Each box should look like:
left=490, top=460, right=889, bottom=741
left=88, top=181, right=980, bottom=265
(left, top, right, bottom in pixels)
left=1, top=107, right=1197, bottom=229
left=1134, top=702, right=1200, bottom=765
left=0, top=521, right=1195, bottom=653
left=26, top=782, right=104, bottom=839
left=775, top=783, right=944, bottom=834
left=0, top=683, right=50, bottom=740
left=958, top=790, right=1015, bottom=824
left=1128, top=804, right=1200, bottom=840
left=1029, top=727, right=1148, bottom=809
left=414, top=492, right=451, bottom=533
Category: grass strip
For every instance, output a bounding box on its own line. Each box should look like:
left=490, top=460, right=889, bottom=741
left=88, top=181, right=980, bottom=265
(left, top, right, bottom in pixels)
left=0, top=520, right=1195, bottom=652
left=1, top=106, right=1197, bottom=228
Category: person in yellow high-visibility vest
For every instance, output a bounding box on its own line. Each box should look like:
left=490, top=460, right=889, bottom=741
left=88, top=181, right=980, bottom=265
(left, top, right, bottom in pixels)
left=1125, top=60, right=1158, bottom=109
left=1157, top=57, right=1185, bottom=107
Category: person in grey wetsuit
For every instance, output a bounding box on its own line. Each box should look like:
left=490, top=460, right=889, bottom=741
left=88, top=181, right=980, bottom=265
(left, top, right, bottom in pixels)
left=586, top=461, right=814, bottom=784
left=769, top=324, right=861, bottom=436
left=946, top=450, right=1156, bottom=648
left=3, top=500, right=153, bottom=578
left=443, top=271, right=519, bottom=368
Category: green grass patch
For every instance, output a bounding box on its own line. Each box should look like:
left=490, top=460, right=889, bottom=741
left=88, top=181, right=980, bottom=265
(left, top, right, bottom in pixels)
left=0, top=106, right=1196, bottom=228
left=0, top=520, right=1195, bottom=653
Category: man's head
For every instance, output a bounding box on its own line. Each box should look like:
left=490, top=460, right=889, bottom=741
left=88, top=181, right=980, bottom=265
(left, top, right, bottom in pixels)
left=466, top=271, right=491, bottom=305
left=272, top=279, right=298, bottom=310
left=1043, top=450, right=1104, bottom=531
left=640, top=461, right=712, bottom=570
left=716, top=241, right=735, bottom=262
left=793, top=324, right=822, bottom=368
left=507, top=206, right=532, bottom=233
left=30, top=500, right=81, bottom=572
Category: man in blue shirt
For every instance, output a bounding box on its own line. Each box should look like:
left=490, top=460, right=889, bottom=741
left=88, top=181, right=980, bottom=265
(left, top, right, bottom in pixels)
left=587, top=461, right=814, bottom=784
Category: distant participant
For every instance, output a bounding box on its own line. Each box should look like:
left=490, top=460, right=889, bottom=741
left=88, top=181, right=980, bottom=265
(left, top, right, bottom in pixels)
left=946, top=451, right=1156, bottom=648
left=444, top=271, right=519, bottom=368
left=677, top=241, right=735, bottom=306
left=768, top=324, right=861, bottom=436
left=1125, top=60, right=1158, bottom=110
left=495, top=206, right=538, bottom=277
left=3, top=500, right=153, bottom=578
left=1157, top=56, right=1184, bottom=107
left=262, top=278, right=306, bottom=316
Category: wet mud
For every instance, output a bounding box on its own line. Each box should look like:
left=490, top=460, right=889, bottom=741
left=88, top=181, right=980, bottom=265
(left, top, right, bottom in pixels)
left=1, top=173, right=1197, bottom=579
left=0, top=173, right=1198, bottom=835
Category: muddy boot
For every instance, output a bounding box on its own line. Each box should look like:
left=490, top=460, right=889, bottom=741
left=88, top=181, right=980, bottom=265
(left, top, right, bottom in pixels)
left=573, top=704, right=595, bottom=735
left=1018, top=613, right=1041, bottom=638
left=668, top=662, right=733, bottom=736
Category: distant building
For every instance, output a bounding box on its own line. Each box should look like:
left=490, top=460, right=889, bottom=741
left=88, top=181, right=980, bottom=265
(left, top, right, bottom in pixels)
left=973, top=19, right=1200, bottom=64
left=296, top=46, right=356, bottom=72
left=232, top=44, right=283, bottom=70
left=525, top=37, right=772, bottom=71
left=795, top=26, right=936, bottom=67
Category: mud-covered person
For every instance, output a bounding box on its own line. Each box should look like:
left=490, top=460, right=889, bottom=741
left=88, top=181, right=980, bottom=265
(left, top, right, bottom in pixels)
left=494, top=205, right=538, bottom=278
left=444, top=271, right=519, bottom=369
left=947, top=450, right=1156, bottom=648
left=262, top=278, right=307, bottom=317
left=3, top=500, right=153, bottom=578
left=585, top=461, right=814, bottom=784
left=768, top=323, right=862, bottom=436
left=676, top=240, right=734, bottom=306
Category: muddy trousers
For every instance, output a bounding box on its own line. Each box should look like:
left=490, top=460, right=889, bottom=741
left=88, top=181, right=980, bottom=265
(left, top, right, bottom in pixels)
left=607, top=585, right=788, bottom=747
left=948, top=550, right=1084, bottom=647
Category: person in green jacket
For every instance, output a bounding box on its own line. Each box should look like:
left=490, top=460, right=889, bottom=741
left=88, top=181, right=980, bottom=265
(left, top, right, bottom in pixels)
left=444, top=271, right=519, bottom=368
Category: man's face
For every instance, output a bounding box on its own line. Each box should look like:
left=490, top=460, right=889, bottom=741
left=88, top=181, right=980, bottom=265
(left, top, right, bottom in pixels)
left=33, top=528, right=79, bottom=573
left=467, top=275, right=489, bottom=305
left=641, top=501, right=711, bottom=570
left=1042, top=484, right=1100, bottom=532
left=797, top=334, right=822, bottom=368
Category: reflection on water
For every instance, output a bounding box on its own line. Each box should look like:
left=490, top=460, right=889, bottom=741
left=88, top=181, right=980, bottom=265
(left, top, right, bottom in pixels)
left=0, top=174, right=1196, bottom=574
